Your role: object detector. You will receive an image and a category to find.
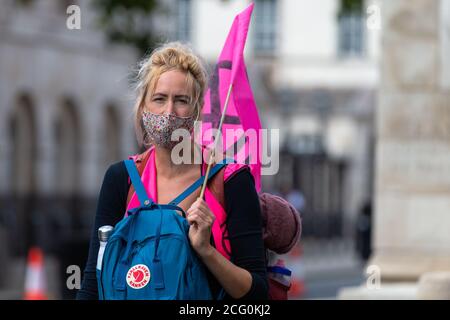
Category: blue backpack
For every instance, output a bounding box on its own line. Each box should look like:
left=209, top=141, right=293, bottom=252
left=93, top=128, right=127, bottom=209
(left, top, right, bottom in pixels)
left=97, top=159, right=228, bottom=300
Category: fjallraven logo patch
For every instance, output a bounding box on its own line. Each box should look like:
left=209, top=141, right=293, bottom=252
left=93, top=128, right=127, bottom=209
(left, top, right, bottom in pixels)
left=126, top=264, right=150, bottom=289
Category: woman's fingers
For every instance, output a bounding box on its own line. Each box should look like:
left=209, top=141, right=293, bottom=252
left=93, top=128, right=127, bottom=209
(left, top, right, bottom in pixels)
left=197, top=202, right=212, bottom=215
left=190, top=198, right=209, bottom=212
left=192, top=206, right=213, bottom=221
left=186, top=213, right=197, bottom=226
left=187, top=199, right=215, bottom=224
left=187, top=217, right=210, bottom=234
left=187, top=210, right=214, bottom=227
left=190, top=209, right=214, bottom=225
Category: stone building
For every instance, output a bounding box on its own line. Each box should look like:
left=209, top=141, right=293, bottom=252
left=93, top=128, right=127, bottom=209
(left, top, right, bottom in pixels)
left=0, top=0, right=139, bottom=298
left=340, top=0, right=450, bottom=299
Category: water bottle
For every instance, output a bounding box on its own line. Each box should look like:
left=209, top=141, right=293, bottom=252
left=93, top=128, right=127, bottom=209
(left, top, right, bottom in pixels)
left=96, top=225, right=114, bottom=271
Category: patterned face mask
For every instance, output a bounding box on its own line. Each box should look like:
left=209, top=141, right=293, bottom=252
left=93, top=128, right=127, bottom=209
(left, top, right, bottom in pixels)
left=142, top=111, right=196, bottom=149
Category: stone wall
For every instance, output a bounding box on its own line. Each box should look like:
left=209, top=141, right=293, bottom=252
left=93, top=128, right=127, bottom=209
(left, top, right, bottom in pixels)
left=371, top=0, right=450, bottom=281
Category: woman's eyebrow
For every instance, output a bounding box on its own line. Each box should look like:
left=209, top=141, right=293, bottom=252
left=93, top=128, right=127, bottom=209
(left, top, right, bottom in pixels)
left=152, top=93, right=189, bottom=99
left=174, top=95, right=190, bottom=99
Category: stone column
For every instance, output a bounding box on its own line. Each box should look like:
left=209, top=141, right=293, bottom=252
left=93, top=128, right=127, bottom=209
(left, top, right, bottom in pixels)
left=339, top=0, right=450, bottom=299
left=370, top=0, right=450, bottom=282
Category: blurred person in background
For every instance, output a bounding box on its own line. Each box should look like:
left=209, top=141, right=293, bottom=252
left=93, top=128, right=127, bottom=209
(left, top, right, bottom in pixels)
left=286, top=188, right=305, bottom=214
left=355, top=201, right=372, bottom=262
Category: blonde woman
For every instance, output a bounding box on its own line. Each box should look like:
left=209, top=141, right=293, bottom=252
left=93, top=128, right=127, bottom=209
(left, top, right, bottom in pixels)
left=77, top=42, right=268, bottom=300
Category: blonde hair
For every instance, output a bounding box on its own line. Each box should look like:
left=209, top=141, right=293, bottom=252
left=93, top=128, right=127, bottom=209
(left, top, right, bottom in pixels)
left=133, top=42, right=208, bottom=148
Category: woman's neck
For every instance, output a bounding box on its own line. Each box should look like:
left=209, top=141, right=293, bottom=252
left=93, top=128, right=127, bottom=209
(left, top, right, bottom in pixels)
left=154, top=143, right=201, bottom=179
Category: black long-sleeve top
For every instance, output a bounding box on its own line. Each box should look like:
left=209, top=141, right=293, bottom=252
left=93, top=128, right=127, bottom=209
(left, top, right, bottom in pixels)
left=76, top=161, right=268, bottom=300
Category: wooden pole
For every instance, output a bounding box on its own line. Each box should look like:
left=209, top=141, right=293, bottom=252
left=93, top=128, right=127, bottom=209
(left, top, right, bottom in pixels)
left=199, top=83, right=234, bottom=199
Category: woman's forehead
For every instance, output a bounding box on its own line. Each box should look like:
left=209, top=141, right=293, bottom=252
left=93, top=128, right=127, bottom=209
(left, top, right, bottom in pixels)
left=152, top=70, right=192, bottom=96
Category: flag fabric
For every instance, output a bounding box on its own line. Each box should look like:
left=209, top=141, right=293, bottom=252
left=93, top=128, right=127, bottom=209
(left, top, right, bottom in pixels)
left=198, top=3, right=262, bottom=192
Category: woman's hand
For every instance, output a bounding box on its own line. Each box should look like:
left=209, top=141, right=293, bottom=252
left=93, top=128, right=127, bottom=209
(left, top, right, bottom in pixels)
left=186, top=198, right=215, bottom=258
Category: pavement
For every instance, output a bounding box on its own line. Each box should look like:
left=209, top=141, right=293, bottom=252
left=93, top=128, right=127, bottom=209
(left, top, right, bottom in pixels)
left=284, top=239, right=366, bottom=300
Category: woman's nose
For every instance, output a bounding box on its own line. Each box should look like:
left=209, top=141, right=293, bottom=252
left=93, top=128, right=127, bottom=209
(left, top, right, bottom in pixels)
left=165, top=99, right=175, bottom=114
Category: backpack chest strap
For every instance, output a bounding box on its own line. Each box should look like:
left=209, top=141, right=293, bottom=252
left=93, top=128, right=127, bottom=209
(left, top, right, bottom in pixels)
left=168, top=160, right=232, bottom=206
left=124, top=158, right=233, bottom=208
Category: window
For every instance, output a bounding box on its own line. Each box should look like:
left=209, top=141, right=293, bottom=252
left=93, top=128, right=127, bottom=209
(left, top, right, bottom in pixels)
left=54, top=98, right=81, bottom=196
left=337, top=0, right=365, bottom=57
left=253, top=0, right=277, bottom=54
left=176, top=0, right=191, bottom=42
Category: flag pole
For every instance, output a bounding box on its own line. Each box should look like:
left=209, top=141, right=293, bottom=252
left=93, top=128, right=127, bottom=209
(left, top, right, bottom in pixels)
left=199, top=83, right=234, bottom=199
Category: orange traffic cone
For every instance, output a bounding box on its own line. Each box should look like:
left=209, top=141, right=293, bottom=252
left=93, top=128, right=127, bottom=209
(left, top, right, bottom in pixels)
left=289, top=277, right=306, bottom=298
left=24, top=247, right=48, bottom=300
left=288, top=244, right=306, bottom=299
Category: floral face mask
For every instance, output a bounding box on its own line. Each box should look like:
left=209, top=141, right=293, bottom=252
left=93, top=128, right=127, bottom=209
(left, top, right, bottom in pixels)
left=142, top=110, right=196, bottom=149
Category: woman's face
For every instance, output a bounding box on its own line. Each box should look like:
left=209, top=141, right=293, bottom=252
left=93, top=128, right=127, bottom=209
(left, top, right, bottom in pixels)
left=145, top=69, right=195, bottom=118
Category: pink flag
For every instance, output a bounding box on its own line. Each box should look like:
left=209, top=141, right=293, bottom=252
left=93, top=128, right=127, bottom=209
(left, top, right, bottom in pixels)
left=198, top=3, right=262, bottom=192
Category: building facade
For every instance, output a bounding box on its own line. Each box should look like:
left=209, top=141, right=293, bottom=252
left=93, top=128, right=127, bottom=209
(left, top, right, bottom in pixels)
left=0, top=0, right=139, bottom=297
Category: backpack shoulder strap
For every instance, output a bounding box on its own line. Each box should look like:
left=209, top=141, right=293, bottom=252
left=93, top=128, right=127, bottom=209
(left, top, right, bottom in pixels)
left=124, top=159, right=153, bottom=206
left=168, top=161, right=229, bottom=206
left=126, top=149, right=151, bottom=207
